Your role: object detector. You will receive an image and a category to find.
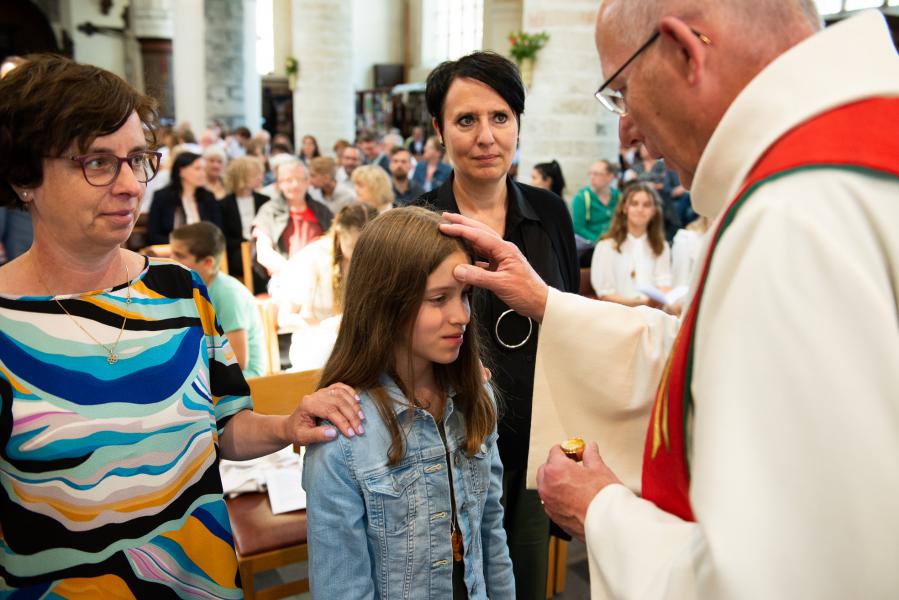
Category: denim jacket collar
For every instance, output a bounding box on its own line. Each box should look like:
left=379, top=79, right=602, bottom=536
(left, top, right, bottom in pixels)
left=377, top=372, right=458, bottom=421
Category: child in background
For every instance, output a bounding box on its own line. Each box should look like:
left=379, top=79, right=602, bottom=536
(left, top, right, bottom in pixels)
left=590, top=182, right=672, bottom=308
left=303, top=206, right=514, bottom=599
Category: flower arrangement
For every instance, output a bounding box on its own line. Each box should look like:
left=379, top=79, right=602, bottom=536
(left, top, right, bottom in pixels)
left=286, top=56, right=298, bottom=90
left=508, top=30, right=550, bottom=63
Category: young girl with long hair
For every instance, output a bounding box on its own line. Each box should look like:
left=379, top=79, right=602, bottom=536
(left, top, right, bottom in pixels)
left=303, top=206, right=514, bottom=599
left=590, top=181, right=672, bottom=307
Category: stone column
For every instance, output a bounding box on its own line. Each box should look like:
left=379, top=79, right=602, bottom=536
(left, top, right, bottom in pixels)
left=517, top=0, right=619, bottom=201
left=242, top=0, right=262, bottom=131
left=291, top=0, right=355, bottom=153
left=172, top=0, right=206, bottom=130
left=204, top=0, right=246, bottom=130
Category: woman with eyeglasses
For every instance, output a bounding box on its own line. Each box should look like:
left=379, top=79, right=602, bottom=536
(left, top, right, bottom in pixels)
left=0, top=54, right=363, bottom=597
left=414, top=51, right=579, bottom=600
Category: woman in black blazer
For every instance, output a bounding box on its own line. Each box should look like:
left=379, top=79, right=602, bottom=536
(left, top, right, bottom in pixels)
left=147, top=152, right=222, bottom=245
left=220, top=156, right=269, bottom=291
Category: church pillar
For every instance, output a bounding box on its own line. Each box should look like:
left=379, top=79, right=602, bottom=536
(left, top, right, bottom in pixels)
left=291, top=0, right=356, bottom=152
left=172, top=0, right=206, bottom=130
left=517, top=0, right=619, bottom=199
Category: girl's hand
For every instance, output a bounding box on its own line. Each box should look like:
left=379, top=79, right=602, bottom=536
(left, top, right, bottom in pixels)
left=283, top=383, right=365, bottom=445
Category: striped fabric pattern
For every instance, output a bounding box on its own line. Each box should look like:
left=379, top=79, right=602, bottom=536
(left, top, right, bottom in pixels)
left=0, top=258, right=252, bottom=598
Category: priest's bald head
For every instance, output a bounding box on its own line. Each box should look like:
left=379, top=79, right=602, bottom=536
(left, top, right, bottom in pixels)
left=594, top=0, right=822, bottom=187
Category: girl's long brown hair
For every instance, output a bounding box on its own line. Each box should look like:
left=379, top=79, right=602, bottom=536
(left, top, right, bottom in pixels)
left=319, top=206, right=496, bottom=464
left=603, top=182, right=666, bottom=256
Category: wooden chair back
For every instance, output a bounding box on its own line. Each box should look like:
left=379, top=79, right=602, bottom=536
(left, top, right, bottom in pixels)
left=248, top=369, right=318, bottom=415
left=255, top=296, right=282, bottom=375
left=240, top=240, right=254, bottom=290
left=227, top=369, right=321, bottom=600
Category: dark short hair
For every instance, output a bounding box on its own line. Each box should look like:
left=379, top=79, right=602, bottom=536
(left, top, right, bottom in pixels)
left=271, top=141, right=293, bottom=155
left=0, top=54, right=158, bottom=208
left=170, top=222, right=226, bottom=269
left=233, top=126, right=251, bottom=139
left=425, top=51, right=525, bottom=135
left=356, top=131, right=376, bottom=144
left=389, top=146, right=411, bottom=158
left=170, top=152, right=202, bottom=196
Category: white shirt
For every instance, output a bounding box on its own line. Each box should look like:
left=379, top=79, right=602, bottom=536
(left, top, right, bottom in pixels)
left=591, top=234, right=672, bottom=298
left=275, top=236, right=342, bottom=371
left=236, top=194, right=256, bottom=240
left=530, top=12, right=899, bottom=600
left=180, top=194, right=200, bottom=225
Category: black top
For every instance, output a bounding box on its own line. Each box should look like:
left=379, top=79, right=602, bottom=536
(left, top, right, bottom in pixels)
left=220, top=191, right=271, bottom=293
left=146, top=186, right=223, bottom=245
left=415, top=175, right=579, bottom=471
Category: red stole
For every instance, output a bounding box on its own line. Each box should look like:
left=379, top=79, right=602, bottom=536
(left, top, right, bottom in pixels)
left=641, top=98, right=899, bottom=522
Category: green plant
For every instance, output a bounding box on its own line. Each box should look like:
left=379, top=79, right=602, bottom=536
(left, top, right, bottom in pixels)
left=285, top=56, right=298, bottom=77
left=508, top=30, right=550, bottom=63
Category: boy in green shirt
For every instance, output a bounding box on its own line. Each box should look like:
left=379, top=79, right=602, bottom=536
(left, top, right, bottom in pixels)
left=572, top=159, right=620, bottom=242
left=171, top=222, right=266, bottom=378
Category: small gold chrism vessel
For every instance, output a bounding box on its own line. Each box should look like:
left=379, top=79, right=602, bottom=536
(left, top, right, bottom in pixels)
left=561, top=437, right=585, bottom=462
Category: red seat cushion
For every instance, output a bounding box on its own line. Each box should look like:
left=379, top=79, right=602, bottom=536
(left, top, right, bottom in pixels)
left=225, top=492, right=308, bottom=556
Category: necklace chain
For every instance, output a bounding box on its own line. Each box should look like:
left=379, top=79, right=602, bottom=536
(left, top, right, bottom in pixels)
left=39, top=256, right=132, bottom=365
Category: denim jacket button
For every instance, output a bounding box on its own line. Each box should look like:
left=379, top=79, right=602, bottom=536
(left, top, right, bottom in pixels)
left=454, top=454, right=461, bottom=466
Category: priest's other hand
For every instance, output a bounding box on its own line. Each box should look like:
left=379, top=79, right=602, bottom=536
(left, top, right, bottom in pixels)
left=537, top=442, right=622, bottom=541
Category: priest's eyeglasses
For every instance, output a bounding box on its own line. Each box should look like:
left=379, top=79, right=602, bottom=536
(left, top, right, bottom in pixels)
left=66, top=151, right=162, bottom=186
left=595, top=28, right=712, bottom=116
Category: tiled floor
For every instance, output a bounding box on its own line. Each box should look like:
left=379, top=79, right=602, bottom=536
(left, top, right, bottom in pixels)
left=261, top=538, right=591, bottom=599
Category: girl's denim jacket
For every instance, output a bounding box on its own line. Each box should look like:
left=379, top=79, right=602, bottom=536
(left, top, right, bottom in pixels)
left=303, top=375, right=515, bottom=599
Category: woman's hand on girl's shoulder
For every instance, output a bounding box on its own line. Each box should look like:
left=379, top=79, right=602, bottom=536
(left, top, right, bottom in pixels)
left=284, top=383, right=365, bottom=445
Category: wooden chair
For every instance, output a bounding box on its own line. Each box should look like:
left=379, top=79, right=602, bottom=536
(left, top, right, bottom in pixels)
left=240, top=240, right=254, bottom=290
left=546, top=536, right=569, bottom=598
left=142, top=243, right=171, bottom=259
left=225, top=369, right=321, bottom=600
left=255, top=296, right=282, bottom=375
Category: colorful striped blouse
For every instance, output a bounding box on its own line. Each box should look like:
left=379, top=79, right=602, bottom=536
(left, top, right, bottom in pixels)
left=0, top=257, right=252, bottom=598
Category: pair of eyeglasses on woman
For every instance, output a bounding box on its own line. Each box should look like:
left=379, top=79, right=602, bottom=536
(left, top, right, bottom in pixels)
left=594, top=28, right=712, bottom=116
left=60, top=151, right=163, bottom=187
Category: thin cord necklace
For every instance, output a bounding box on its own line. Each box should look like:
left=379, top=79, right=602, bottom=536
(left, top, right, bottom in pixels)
left=40, top=257, right=132, bottom=365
